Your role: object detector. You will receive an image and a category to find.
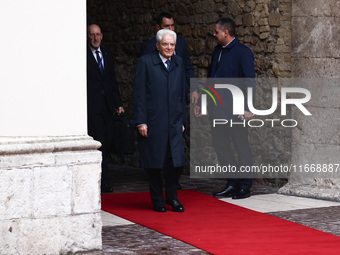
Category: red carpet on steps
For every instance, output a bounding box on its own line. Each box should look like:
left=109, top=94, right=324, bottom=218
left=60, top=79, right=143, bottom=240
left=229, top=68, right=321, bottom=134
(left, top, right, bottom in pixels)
left=101, top=190, right=340, bottom=255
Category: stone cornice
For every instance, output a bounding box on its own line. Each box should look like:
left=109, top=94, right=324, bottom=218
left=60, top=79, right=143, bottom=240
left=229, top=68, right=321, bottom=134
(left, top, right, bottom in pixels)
left=0, top=135, right=101, bottom=155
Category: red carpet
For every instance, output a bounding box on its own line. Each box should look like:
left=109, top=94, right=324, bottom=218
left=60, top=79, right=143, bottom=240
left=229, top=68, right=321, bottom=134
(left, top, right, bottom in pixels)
left=102, top=190, right=340, bottom=255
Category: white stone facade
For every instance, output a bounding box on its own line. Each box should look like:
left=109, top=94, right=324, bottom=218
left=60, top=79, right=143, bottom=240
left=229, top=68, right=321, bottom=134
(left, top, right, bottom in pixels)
left=0, top=136, right=103, bottom=254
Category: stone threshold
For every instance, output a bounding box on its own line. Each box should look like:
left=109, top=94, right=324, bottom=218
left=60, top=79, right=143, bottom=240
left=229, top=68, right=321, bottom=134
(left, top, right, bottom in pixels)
left=279, top=183, right=340, bottom=202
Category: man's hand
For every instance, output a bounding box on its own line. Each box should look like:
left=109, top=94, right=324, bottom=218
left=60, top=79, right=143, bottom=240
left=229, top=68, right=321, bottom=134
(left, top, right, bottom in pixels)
left=194, top=105, right=202, bottom=117
left=191, top=91, right=200, bottom=105
left=238, top=111, right=254, bottom=121
left=138, top=124, right=148, bottom=137
left=117, top=106, right=125, bottom=115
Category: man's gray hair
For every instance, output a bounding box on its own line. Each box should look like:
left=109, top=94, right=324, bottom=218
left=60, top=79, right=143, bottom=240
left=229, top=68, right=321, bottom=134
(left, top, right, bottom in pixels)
left=156, top=29, right=177, bottom=43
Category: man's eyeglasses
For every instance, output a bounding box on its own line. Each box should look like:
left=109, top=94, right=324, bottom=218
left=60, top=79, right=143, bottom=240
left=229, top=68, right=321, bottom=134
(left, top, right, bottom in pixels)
left=88, top=33, right=102, bottom=38
left=160, top=42, right=175, bottom=48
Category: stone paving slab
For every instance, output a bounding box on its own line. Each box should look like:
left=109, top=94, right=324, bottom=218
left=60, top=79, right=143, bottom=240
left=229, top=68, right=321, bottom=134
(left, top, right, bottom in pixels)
left=269, top=206, right=340, bottom=237
left=81, top=225, right=210, bottom=255
left=220, top=193, right=340, bottom=213
left=101, top=211, right=133, bottom=227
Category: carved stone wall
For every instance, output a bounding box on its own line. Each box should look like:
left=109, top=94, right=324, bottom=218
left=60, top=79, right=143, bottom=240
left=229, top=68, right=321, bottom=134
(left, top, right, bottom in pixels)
left=87, top=0, right=292, bottom=180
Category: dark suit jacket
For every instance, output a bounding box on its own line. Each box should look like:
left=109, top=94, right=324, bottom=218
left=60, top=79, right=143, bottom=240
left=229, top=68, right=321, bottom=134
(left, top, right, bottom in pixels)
left=209, top=38, right=256, bottom=120
left=133, top=52, right=187, bottom=169
left=140, top=36, right=195, bottom=85
left=87, top=45, right=122, bottom=115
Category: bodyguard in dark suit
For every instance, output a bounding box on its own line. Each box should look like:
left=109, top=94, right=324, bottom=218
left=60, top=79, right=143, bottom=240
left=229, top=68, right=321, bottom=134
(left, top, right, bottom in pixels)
left=134, top=29, right=187, bottom=212
left=140, top=12, right=199, bottom=105
left=209, top=18, right=256, bottom=199
left=87, top=24, right=124, bottom=193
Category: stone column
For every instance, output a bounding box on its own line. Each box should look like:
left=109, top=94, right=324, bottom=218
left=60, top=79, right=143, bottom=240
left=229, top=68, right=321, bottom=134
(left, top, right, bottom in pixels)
left=0, top=1, right=103, bottom=254
left=279, top=0, right=340, bottom=200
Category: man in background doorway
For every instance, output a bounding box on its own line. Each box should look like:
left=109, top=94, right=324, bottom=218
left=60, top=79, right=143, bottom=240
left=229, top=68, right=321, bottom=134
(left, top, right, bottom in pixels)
left=87, top=24, right=124, bottom=193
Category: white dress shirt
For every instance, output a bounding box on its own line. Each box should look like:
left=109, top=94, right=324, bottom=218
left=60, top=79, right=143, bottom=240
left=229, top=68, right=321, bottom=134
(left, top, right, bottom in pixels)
left=90, top=46, right=105, bottom=68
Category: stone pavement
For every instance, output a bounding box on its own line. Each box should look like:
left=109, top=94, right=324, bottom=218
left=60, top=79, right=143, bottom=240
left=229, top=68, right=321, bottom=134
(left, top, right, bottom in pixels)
left=81, top=165, right=340, bottom=254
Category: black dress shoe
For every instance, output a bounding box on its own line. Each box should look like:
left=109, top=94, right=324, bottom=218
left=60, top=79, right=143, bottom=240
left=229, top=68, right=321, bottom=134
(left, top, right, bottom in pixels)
left=101, top=183, right=114, bottom=193
left=213, top=185, right=236, bottom=198
left=232, top=189, right=251, bottom=199
left=153, top=206, right=167, bottom=212
left=166, top=200, right=184, bottom=212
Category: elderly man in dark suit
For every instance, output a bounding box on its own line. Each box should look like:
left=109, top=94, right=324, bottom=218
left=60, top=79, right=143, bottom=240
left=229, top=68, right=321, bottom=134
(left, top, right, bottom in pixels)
left=209, top=18, right=256, bottom=199
left=87, top=24, right=124, bottom=193
left=140, top=13, right=198, bottom=191
left=134, top=29, right=187, bottom=212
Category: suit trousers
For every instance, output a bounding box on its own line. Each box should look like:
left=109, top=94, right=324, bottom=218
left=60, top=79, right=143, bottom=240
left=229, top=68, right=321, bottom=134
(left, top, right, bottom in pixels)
left=87, top=106, right=114, bottom=187
left=145, top=144, right=183, bottom=207
left=212, top=123, right=253, bottom=190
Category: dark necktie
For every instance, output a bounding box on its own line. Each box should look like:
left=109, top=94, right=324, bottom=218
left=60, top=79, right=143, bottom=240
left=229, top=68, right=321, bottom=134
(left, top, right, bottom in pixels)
left=95, top=50, right=104, bottom=74
left=218, top=47, right=226, bottom=62
left=165, top=60, right=171, bottom=71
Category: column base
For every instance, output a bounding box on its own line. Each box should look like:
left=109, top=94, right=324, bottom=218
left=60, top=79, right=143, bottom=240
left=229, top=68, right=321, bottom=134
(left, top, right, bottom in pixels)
left=0, top=135, right=103, bottom=254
